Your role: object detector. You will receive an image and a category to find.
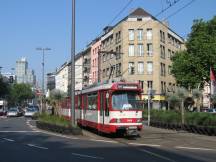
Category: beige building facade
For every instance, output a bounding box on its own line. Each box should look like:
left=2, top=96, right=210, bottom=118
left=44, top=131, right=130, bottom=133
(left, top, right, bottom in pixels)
left=99, top=8, right=184, bottom=108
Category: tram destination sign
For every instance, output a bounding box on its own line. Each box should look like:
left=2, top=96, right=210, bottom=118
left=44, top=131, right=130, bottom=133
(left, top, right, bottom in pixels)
left=118, top=84, right=138, bottom=89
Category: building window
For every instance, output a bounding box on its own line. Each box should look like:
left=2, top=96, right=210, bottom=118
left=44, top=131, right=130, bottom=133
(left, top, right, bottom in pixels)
left=128, top=44, right=135, bottom=56
left=111, top=65, right=115, bottom=75
left=161, top=81, right=166, bottom=93
left=106, top=68, right=110, bottom=76
left=160, top=30, right=165, bottom=43
left=115, top=31, right=121, bottom=43
left=168, top=49, right=171, bottom=58
left=138, top=44, right=144, bottom=56
left=147, top=28, right=152, bottom=40
left=103, top=69, right=106, bottom=78
left=147, top=61, right=153, bottom=74
left=116, top=63, right=121, bottom=76
left=168, top=82, right=172, bottom=92
left=139, top=80, right=144, bottom=89
left=160, top=45, right=165, bottom=59
left=161, top=81, right=164, bottom=93
left=128, top=62, right=135, bottom=75
left=129, top=29, right=134, bottom=41
left=137, top=62, right=144, bottom=74
left=172, top=51, right=175, bottom=57
left=116, top=45, right=121, bottom=59
left=160, top=63, right=166, bottom=76
left=168, top=65, right=172, bottom=75
left=147, top=81, right=153, bottom=89
left=137, top=29, right=143, bottom=41
left=103, top=54, right=106, bottom=62
left=147, top=43, right=153, bottom=56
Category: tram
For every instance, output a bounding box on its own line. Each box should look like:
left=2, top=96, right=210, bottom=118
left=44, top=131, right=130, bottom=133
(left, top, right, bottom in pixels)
left=74, top=82, right=143, bottom=136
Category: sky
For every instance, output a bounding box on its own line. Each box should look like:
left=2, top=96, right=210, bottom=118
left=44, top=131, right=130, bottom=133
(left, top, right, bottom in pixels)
left=0, top=0, right=216, bottom=86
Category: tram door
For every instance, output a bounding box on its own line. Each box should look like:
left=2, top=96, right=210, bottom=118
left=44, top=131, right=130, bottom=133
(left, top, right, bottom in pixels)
left=100, top=91, right=104, bottom=124
left=100, top=91, right=110, bottom=125
left=83, top=95, right=87, bottom=121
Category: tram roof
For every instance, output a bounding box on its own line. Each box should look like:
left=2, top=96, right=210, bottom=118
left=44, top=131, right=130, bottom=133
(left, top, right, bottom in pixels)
left=80, top=82, right=140, bottom=94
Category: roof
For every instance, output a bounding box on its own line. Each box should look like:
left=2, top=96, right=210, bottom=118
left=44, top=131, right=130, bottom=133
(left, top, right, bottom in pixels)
left=129, top=7, right=154, bottom=18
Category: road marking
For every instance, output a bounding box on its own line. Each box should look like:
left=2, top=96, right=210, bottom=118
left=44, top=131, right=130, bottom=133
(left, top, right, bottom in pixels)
left=175, top=146, right=216, bottom=151
left=72, top=152, right=104, bottom=159
left=39, top=130, right=79, bottom=140
left=27, top=144, right=48, bottom=150
left=89, top=139, right=118, bottom=144
left=129, top=143, right=161, bottom=147
left=0, top=130, right=39, bottom=133
left=140, top=149, right=176, bottom=162
left=2, top=138, right=15, bottom=142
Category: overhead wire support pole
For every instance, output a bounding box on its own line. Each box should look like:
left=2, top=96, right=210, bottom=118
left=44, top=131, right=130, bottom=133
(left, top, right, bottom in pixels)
left=71, top=0, right=76, bottom=126
left=36, top=47, right=51, bottom=113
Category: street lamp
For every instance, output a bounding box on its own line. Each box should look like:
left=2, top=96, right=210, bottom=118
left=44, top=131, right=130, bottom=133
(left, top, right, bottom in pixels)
left=70, top=0, right=76, bottom=126
left=36, top=47, right=51, bottom=112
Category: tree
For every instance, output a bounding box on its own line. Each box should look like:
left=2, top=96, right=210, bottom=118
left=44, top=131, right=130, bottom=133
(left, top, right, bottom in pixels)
left=48, top=89, right=66, bottom=115
left=166, top=92, right=180, bottom=110
left=8, top=83, right=34, bottom=106
left=176, top=87, right=188, bottom=125
left=192, top=89, right=202, bottom=112
left=0, top=77, right=9, bottom=98
left=210, top=94, right=216, bottom=108
left=171, top=16, right=216, bottom=89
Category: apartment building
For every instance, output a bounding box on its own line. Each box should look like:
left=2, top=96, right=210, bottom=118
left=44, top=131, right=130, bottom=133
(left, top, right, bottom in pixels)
left=100, top=8, right=184, bottom=108
left=90, top=38, right=101, bottom=84
left=15, top=57, right=36, bottom=86
left=55, top=62, right=69, bottom=94
left=82, top=47, right=91, bottom=87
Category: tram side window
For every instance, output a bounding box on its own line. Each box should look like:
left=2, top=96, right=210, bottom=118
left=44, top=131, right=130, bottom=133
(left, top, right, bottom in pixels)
left=87, top=93, right=98, bottom=110
left=83, top=95, right=88, bottom=109
left=78, top=95, right=82, bottom=109
left=105, top=92, right=109, bottom=116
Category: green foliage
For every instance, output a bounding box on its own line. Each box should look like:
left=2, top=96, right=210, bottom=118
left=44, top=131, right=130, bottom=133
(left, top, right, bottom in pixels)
left=171, top=16, right=216, bottom=89
left=38, top=113, right=71, bottom=127
left=8, top=83, right=34, bottom=105
left=150, top=110, right=181, bottom=124
left=211, top=94, right=216, bottom=107
left=0, top=77, right=10, bottom=98
left=149, top=110, right=216, bottom=126
left=50, top=89, right=66, bottom=101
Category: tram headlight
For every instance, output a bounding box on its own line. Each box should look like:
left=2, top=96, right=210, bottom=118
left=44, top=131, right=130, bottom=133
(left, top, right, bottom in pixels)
left=116, top=118, right=121, bottom=123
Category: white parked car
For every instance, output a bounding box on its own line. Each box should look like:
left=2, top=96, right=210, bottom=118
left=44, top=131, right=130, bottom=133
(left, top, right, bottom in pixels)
left=24, top=108, right=38, bottom=117
left=7, top=107, right=22, bottom=117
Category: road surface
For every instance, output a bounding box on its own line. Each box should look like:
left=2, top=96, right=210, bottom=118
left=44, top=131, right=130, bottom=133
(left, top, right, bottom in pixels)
left=0, top=117, right=215, bottom=162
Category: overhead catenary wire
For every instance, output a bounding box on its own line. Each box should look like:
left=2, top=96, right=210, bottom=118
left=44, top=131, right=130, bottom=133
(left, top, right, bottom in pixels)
left=97, top=0, right=182, bottom=79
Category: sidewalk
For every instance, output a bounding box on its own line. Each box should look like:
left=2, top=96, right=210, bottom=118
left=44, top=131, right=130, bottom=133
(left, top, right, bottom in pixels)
left=135, top=125, right=216, bottom=149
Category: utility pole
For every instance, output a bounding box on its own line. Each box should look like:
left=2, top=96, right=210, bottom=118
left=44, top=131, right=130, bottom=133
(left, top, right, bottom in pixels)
left=147, top=89, right=151, bottom=126
left=36, top=47, right=51, bottom=112
left=147, top=89, right=155, bottom=126
left=71, top=0, right=76, bottom=126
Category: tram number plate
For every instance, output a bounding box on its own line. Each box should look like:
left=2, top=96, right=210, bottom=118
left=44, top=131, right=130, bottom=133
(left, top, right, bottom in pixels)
left=128, top=126, right=137, bottom=130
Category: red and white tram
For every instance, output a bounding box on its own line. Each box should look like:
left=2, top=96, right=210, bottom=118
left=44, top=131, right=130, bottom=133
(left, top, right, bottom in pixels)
left=74, top=82, right=143, bottom=136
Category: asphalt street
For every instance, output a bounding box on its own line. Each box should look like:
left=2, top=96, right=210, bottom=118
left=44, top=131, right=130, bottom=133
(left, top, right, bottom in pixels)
left=0, top=117, right=215, bottom=162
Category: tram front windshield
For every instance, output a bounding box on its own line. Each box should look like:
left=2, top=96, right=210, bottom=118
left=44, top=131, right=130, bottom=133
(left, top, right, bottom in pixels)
left=112, top=91, right=142, bottom=110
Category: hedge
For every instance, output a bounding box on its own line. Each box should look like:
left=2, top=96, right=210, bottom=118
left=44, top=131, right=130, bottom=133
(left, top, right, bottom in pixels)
left=144, top=110, right=216, bottom=127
